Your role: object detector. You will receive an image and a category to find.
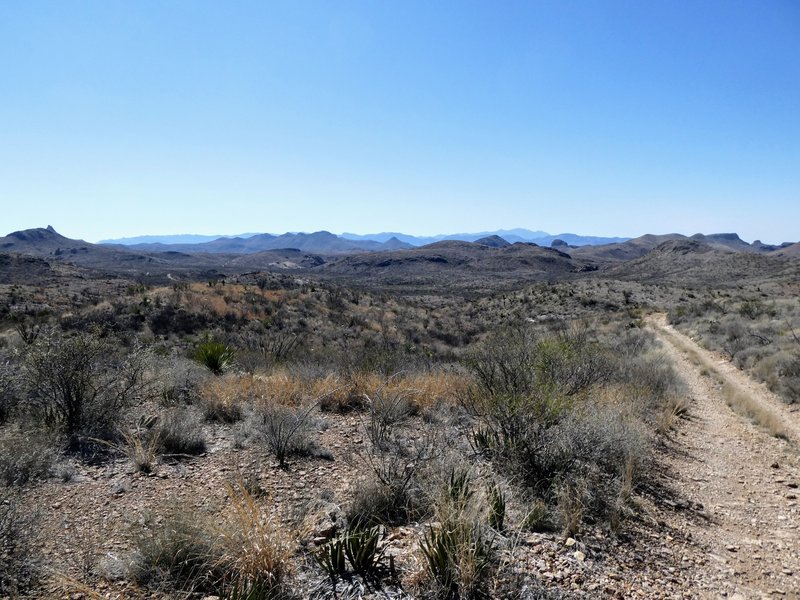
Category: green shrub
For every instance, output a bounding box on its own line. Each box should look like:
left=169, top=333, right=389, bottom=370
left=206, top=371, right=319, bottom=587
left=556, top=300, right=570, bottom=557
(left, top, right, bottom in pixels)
left=466, top=323, right=650, bottom=532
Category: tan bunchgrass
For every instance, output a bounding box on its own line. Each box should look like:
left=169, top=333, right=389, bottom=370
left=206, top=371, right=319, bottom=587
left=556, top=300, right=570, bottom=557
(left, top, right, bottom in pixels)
left=212, top=481, right=294, bottom=593
left=721, top=382, right=788, bottom=440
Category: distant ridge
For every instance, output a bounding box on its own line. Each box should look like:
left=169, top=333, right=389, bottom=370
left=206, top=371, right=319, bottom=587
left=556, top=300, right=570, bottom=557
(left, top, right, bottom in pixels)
left=99, top=228, right=631, bottom=250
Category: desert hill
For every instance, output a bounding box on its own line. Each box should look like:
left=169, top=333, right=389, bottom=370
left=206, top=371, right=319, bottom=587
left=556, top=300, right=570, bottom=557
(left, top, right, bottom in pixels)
left=604, top=239, right=800, bottom=286
left=570, top=232, right=791, bottom=264
left=316, top=239, right=591, bottom=289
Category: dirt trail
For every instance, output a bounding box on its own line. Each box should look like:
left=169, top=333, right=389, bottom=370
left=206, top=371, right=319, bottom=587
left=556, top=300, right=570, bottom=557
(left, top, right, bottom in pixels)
left=647, top=314, right=800, bottom=599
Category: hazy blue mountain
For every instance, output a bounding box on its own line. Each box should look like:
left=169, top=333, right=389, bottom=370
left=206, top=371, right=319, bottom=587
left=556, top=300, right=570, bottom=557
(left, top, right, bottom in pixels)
left=99, top=233, right=262, bottom=245
left=341, top=229, right=628, bottom=247
left=114, top=231, right=413, bottom=255
left=341, top=229, right=550, bottom=246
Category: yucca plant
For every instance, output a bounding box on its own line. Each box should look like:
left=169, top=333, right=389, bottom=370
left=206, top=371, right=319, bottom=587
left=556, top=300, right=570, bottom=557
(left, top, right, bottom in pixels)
left=194, top=340, right=235, bottom=375
left=420, top=525, right=458, bottom=596
left=447, top=468, right=474, bottom=506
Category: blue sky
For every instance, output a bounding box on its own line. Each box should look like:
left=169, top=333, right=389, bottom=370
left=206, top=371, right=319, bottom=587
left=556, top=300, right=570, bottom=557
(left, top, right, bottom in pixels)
left=1, top=1, right=798, bottom=243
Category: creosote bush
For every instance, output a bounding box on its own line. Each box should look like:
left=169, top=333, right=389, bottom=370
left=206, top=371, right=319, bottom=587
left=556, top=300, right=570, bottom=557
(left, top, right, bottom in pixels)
left=466, top=323, right=656, bottom=533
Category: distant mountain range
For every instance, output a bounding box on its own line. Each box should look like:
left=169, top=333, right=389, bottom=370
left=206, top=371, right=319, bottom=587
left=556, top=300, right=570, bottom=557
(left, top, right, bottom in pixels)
left=98, top=233, right=262, bottom=245
left=2, top=226, right=799, bottom=288
left=100, top=228, right=631, bottom=252
left=101, top=231, right=412, bottom=255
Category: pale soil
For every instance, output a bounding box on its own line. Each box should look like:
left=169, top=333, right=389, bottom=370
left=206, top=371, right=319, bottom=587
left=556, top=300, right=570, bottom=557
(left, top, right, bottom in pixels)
left=647, top=314, right=800, bottom=599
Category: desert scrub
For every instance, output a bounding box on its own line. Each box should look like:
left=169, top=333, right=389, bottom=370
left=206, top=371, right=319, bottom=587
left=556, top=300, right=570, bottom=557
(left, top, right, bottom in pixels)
left=466, top=322, right=651, bottom=533
left=250, top=402, right=317, bottom=469
left=669, top=296, right=800, bottom=404
left=347, top=432, right=445, bottom=529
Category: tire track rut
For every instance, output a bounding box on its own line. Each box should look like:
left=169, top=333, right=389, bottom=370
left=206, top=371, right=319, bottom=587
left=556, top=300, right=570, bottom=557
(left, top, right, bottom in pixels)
left=648, top=314, right=800, bottom=599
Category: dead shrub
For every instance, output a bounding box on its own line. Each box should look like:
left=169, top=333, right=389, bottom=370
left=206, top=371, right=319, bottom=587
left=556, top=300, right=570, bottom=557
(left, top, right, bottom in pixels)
left=250, top=402, right=317, bottom=469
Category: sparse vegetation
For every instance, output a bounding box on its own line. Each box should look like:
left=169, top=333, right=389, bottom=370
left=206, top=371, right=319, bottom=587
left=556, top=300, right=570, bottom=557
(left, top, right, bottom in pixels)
left=669, top=294, right=800, bottom=403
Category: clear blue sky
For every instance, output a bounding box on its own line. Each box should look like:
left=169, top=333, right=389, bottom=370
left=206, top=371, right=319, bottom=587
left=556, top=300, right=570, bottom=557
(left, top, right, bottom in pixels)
left=1, top=1, right=798, bottom=243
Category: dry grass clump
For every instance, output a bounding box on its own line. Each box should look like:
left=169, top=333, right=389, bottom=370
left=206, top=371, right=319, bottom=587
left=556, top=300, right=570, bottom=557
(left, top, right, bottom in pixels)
left=0, top=486, right=40, bottom=595
left=318, top=370, right=468, bottom=415
left=722, top=382, right=789, bottom=440
left=158, top=407, right=207, bottom=456
left=198, top=374, right=247, bottom=423
left=0, top=427, right=54, bottom=486
left=132, top=484, right=294, bottom=597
